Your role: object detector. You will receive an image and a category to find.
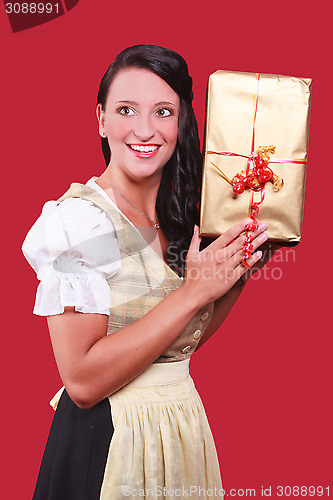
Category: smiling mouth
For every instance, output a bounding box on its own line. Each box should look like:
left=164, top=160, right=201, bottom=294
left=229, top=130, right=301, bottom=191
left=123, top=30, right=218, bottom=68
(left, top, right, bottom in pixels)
left=127, top=144, right=160, bottom=153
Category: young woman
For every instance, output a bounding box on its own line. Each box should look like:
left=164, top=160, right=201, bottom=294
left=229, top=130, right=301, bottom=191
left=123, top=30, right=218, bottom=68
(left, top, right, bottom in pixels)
left=23, top=45, right=270, bottom=499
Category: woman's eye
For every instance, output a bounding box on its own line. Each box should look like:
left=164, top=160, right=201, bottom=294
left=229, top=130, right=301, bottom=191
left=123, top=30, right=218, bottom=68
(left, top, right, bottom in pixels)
left=156, top=108, right=172, bottom=117
left=119, top=106, right=135, bottom=116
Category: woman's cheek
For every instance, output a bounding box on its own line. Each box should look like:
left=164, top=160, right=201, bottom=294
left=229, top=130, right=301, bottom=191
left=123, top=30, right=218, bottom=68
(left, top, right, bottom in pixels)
left=163, top=120, right=179, bottom=144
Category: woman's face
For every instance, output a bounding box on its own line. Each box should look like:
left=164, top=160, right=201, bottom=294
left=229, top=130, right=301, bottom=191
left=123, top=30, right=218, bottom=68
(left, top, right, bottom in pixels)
left=97, top=67, right=180, bottom=182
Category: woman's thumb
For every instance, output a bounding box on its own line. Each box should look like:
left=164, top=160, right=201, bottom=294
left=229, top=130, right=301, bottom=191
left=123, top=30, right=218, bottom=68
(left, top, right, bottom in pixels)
left=187, top=225, right=201, bottom=257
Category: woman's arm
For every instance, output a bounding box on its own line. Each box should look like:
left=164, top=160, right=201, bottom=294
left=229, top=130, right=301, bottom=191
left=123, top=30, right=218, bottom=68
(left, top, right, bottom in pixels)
left=49, top=284, right=201, bottom=409
left=47, top=219, right=267, bottom=409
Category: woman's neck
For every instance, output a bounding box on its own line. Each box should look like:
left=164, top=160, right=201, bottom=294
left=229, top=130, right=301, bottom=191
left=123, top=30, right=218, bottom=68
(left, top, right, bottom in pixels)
left=95, top=167, right=161, bottom=223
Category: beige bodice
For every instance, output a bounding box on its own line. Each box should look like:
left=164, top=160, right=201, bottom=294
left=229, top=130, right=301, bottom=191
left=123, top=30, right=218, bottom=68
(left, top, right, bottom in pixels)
left=58, top=183, right=214, bottom=363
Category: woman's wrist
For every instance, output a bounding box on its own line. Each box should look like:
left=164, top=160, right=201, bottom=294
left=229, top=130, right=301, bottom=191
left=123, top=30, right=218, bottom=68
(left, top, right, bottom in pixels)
left=180, top=278, right=211, bottom=313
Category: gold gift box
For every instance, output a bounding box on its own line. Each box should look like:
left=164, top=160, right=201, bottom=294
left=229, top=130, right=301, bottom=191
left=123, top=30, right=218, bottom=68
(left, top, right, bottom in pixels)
left=200, top=70, right=312, bottom=243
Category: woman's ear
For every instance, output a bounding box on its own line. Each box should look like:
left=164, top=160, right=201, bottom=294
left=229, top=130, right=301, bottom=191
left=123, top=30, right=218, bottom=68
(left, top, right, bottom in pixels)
left=96, top=103, right=106, bottom=137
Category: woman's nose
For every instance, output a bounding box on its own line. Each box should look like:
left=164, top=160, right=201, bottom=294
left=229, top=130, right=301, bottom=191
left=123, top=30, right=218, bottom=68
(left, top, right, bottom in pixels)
left=133, top=115, right=155, bottom=141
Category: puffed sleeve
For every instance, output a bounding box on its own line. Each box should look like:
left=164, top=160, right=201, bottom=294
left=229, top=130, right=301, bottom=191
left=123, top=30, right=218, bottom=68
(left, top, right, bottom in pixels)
left=22, top=197, right=121, bottom=316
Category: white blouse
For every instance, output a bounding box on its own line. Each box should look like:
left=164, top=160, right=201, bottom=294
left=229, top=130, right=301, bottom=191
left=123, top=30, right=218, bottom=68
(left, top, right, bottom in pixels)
left=22, top=177, right=122, bottom=316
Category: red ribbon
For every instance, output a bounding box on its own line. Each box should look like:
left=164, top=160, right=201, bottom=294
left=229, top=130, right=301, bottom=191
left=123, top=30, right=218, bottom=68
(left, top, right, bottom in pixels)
left=206, top=73, right=307, bottom=269
left=207, top=150, right=307, bottom=166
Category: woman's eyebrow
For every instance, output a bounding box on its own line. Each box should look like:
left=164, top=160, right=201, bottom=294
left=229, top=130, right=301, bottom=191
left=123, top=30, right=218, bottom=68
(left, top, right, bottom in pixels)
left=155, top=101, right=177, bottom=108
left=115, top=100, right=137, bottom=105
left=115, top=100, right=177, bottom=108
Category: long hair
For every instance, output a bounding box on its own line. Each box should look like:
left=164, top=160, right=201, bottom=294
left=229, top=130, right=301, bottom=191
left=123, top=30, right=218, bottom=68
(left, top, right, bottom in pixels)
left=97, top=45, right=202, bottom=274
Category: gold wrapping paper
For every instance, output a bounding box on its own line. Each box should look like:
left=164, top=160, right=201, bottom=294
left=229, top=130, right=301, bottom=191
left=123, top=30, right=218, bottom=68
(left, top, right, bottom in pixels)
left=200, top=70, right=312, bottom=243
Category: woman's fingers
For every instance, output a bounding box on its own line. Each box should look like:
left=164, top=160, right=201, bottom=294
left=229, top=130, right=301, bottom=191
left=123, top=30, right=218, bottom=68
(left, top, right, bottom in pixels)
left=229, top=228, right=269, bottom=265
left=233, top=250, right=263, bottom=281
left=205, top=220, right=268, bottom=263
left=215, top=218, right=253, bottom=248
left=224, top=222, right=267, bottom=260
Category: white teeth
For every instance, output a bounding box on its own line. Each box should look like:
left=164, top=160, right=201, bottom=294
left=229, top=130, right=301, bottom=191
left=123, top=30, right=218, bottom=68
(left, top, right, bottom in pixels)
left=129, top=145, right=159, bottom=153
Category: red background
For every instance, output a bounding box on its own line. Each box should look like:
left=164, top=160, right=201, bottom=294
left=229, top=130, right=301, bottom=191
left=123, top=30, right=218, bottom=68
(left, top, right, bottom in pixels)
left=1, top=0, right=331, bottom=498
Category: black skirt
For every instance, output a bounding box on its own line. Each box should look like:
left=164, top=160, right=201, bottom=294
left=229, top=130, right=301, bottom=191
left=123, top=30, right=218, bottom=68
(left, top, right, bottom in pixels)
left=32, top=389, right=114, bottom=500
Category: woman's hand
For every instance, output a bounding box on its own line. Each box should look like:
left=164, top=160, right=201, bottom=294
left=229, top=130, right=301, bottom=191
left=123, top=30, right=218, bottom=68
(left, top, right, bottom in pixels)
left=183, top=219, right=268, bottom=306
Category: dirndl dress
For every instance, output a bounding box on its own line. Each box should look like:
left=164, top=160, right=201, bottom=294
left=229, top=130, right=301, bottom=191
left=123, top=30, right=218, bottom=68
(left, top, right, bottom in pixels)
left=30, top=183, right=223, bottom=500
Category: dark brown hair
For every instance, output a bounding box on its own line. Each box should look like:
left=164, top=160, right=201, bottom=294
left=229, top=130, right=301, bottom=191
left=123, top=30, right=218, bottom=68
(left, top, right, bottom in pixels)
left=97, top=45, right=202, bottom=274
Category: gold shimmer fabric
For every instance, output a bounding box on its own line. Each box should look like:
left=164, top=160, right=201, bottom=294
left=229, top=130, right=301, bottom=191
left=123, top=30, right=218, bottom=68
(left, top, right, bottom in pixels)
left=200, top=70, right=312, bottom=243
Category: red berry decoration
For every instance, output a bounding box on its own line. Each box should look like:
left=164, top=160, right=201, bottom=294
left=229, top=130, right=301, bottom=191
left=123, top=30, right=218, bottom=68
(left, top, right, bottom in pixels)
left=258, top=167, right=273, bottom=183
left=255, top=156, right=267, bottom=169
left=233, top=182, right=245, bottom=194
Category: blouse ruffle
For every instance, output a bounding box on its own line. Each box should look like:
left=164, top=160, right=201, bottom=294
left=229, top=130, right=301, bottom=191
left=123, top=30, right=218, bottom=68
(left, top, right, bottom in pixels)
left=22, top=195, right=121, bottom=316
